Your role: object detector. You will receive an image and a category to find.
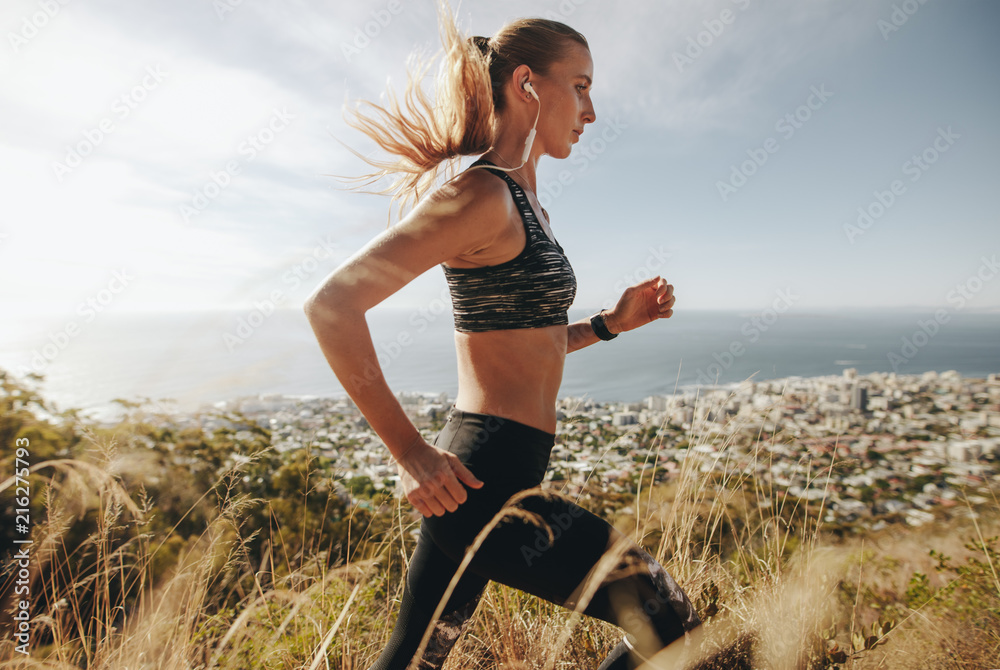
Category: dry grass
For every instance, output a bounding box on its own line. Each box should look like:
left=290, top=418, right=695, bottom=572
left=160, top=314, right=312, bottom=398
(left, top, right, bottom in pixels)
left=1, top=389, right=997, bottom=669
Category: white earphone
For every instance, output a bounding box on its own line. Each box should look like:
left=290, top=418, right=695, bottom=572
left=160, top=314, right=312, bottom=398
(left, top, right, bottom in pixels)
left=467, top=80, right=540, bottom=175
left=520, top=82, right=539, bottom=164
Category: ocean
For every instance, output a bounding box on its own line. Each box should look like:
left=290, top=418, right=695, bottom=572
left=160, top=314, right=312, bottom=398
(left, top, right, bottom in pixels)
left=2, top=308, right=998, bottom=418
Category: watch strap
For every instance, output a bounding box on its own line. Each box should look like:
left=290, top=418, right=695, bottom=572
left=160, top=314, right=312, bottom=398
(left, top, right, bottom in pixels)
left=590, top=310, right=618, bottom=340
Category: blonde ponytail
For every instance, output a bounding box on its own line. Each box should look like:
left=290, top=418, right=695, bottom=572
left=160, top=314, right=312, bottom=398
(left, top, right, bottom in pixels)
left=337, top=0, right=589, bottom=226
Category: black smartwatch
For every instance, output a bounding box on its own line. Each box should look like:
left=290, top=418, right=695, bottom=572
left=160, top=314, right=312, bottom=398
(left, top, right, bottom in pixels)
left=590, top=310, right=618, bottom=340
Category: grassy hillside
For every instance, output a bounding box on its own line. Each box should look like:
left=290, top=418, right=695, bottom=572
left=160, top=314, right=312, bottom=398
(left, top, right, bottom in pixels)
left=1, top=371, right=997, bottom=668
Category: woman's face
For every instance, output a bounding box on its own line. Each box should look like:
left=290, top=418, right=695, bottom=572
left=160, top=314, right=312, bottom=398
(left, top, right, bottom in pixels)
left=533, top=42, right=596, bottom=160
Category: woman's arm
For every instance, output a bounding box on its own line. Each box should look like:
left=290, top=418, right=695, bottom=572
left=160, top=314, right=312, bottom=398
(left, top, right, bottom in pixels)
left=304, top=303, right=424, bottom=460
left=304, top=172, right=509, bottom=515
left=566, top=312, right=621, bottom=354
left=305, top=176, right=507, bottom=457
left=566, top=277, right=675, bottom=354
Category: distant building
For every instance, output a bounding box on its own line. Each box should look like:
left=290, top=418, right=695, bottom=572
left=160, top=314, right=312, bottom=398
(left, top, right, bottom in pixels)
left=947, top=441, right=982, bottom=462
left=646, top=396, right=667, bottom=412
left=851, top=385, right=868, bottom=412
left=612, top=412, right=638, bottom=426
left=867, top=395, right=889, bottom=411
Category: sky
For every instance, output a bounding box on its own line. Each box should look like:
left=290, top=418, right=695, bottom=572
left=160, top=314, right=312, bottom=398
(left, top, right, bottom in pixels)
left=2, top=0, right=999, bottom=324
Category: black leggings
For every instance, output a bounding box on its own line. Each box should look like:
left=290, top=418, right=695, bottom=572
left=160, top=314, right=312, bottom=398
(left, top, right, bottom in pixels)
left=369, top=407, right=702, bottom=670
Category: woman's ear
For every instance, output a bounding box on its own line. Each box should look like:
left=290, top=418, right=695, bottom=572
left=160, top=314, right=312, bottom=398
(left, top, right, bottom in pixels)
left=509, top=63, right=533, bottom=97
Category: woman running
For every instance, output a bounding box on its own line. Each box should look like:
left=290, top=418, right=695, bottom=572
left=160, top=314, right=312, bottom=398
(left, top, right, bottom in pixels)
left=305, top=2, right=701, bottom=667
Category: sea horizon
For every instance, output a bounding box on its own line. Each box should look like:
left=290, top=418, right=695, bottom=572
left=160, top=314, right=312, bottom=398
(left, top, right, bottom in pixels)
left=2, top=307, right=998, bottom=420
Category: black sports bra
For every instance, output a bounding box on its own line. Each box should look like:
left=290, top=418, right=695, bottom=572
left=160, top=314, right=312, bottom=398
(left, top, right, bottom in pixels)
left=441, top=159, right=577, bottom=332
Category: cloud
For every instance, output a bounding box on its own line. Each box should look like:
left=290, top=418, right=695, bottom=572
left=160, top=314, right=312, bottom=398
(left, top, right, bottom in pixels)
left=587, top=0, right=883, bottom=134
left=2, top=0, right=997, bottom=317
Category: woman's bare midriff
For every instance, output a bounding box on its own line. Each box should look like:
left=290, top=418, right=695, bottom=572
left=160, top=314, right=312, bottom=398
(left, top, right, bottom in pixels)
left=453, top=325, right=567, bottom=434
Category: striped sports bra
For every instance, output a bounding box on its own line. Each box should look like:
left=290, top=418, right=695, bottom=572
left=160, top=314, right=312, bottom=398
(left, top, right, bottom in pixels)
left=441, top=159, right=577, bottom=332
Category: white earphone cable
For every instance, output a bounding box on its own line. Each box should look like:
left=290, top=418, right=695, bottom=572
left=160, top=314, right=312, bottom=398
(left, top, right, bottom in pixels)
left=468, top=83, right=540, bottom=175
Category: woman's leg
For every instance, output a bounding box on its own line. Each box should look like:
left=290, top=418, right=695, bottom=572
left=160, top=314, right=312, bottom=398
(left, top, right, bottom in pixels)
left=421, top=408, right=702, bottom=669
left=427, top=485, right=701, bottom=668
left=367, top=523, right=488, bottom=670
left=368, top=409, right=495, bottom=670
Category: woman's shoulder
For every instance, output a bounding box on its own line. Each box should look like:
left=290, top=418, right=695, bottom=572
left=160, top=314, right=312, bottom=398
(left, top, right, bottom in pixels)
left=382, top=166, right=514, bottom=268
left=437, top=163, right=510, bottom=203
left=416, top=164, right=513, bottom=226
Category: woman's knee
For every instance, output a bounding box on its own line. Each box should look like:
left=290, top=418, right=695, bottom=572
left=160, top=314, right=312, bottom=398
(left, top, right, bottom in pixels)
left=511, top=491, right=609, bottom=567
left=596, top=544, right=702, bottom=647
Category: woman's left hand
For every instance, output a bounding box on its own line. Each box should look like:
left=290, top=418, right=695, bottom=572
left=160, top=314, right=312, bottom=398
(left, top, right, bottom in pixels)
left=605, top=276, right=675, bottom=334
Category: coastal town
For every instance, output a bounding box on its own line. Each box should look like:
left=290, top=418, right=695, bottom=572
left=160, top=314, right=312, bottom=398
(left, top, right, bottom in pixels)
left=218, top=369, right=1000, bottom=531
